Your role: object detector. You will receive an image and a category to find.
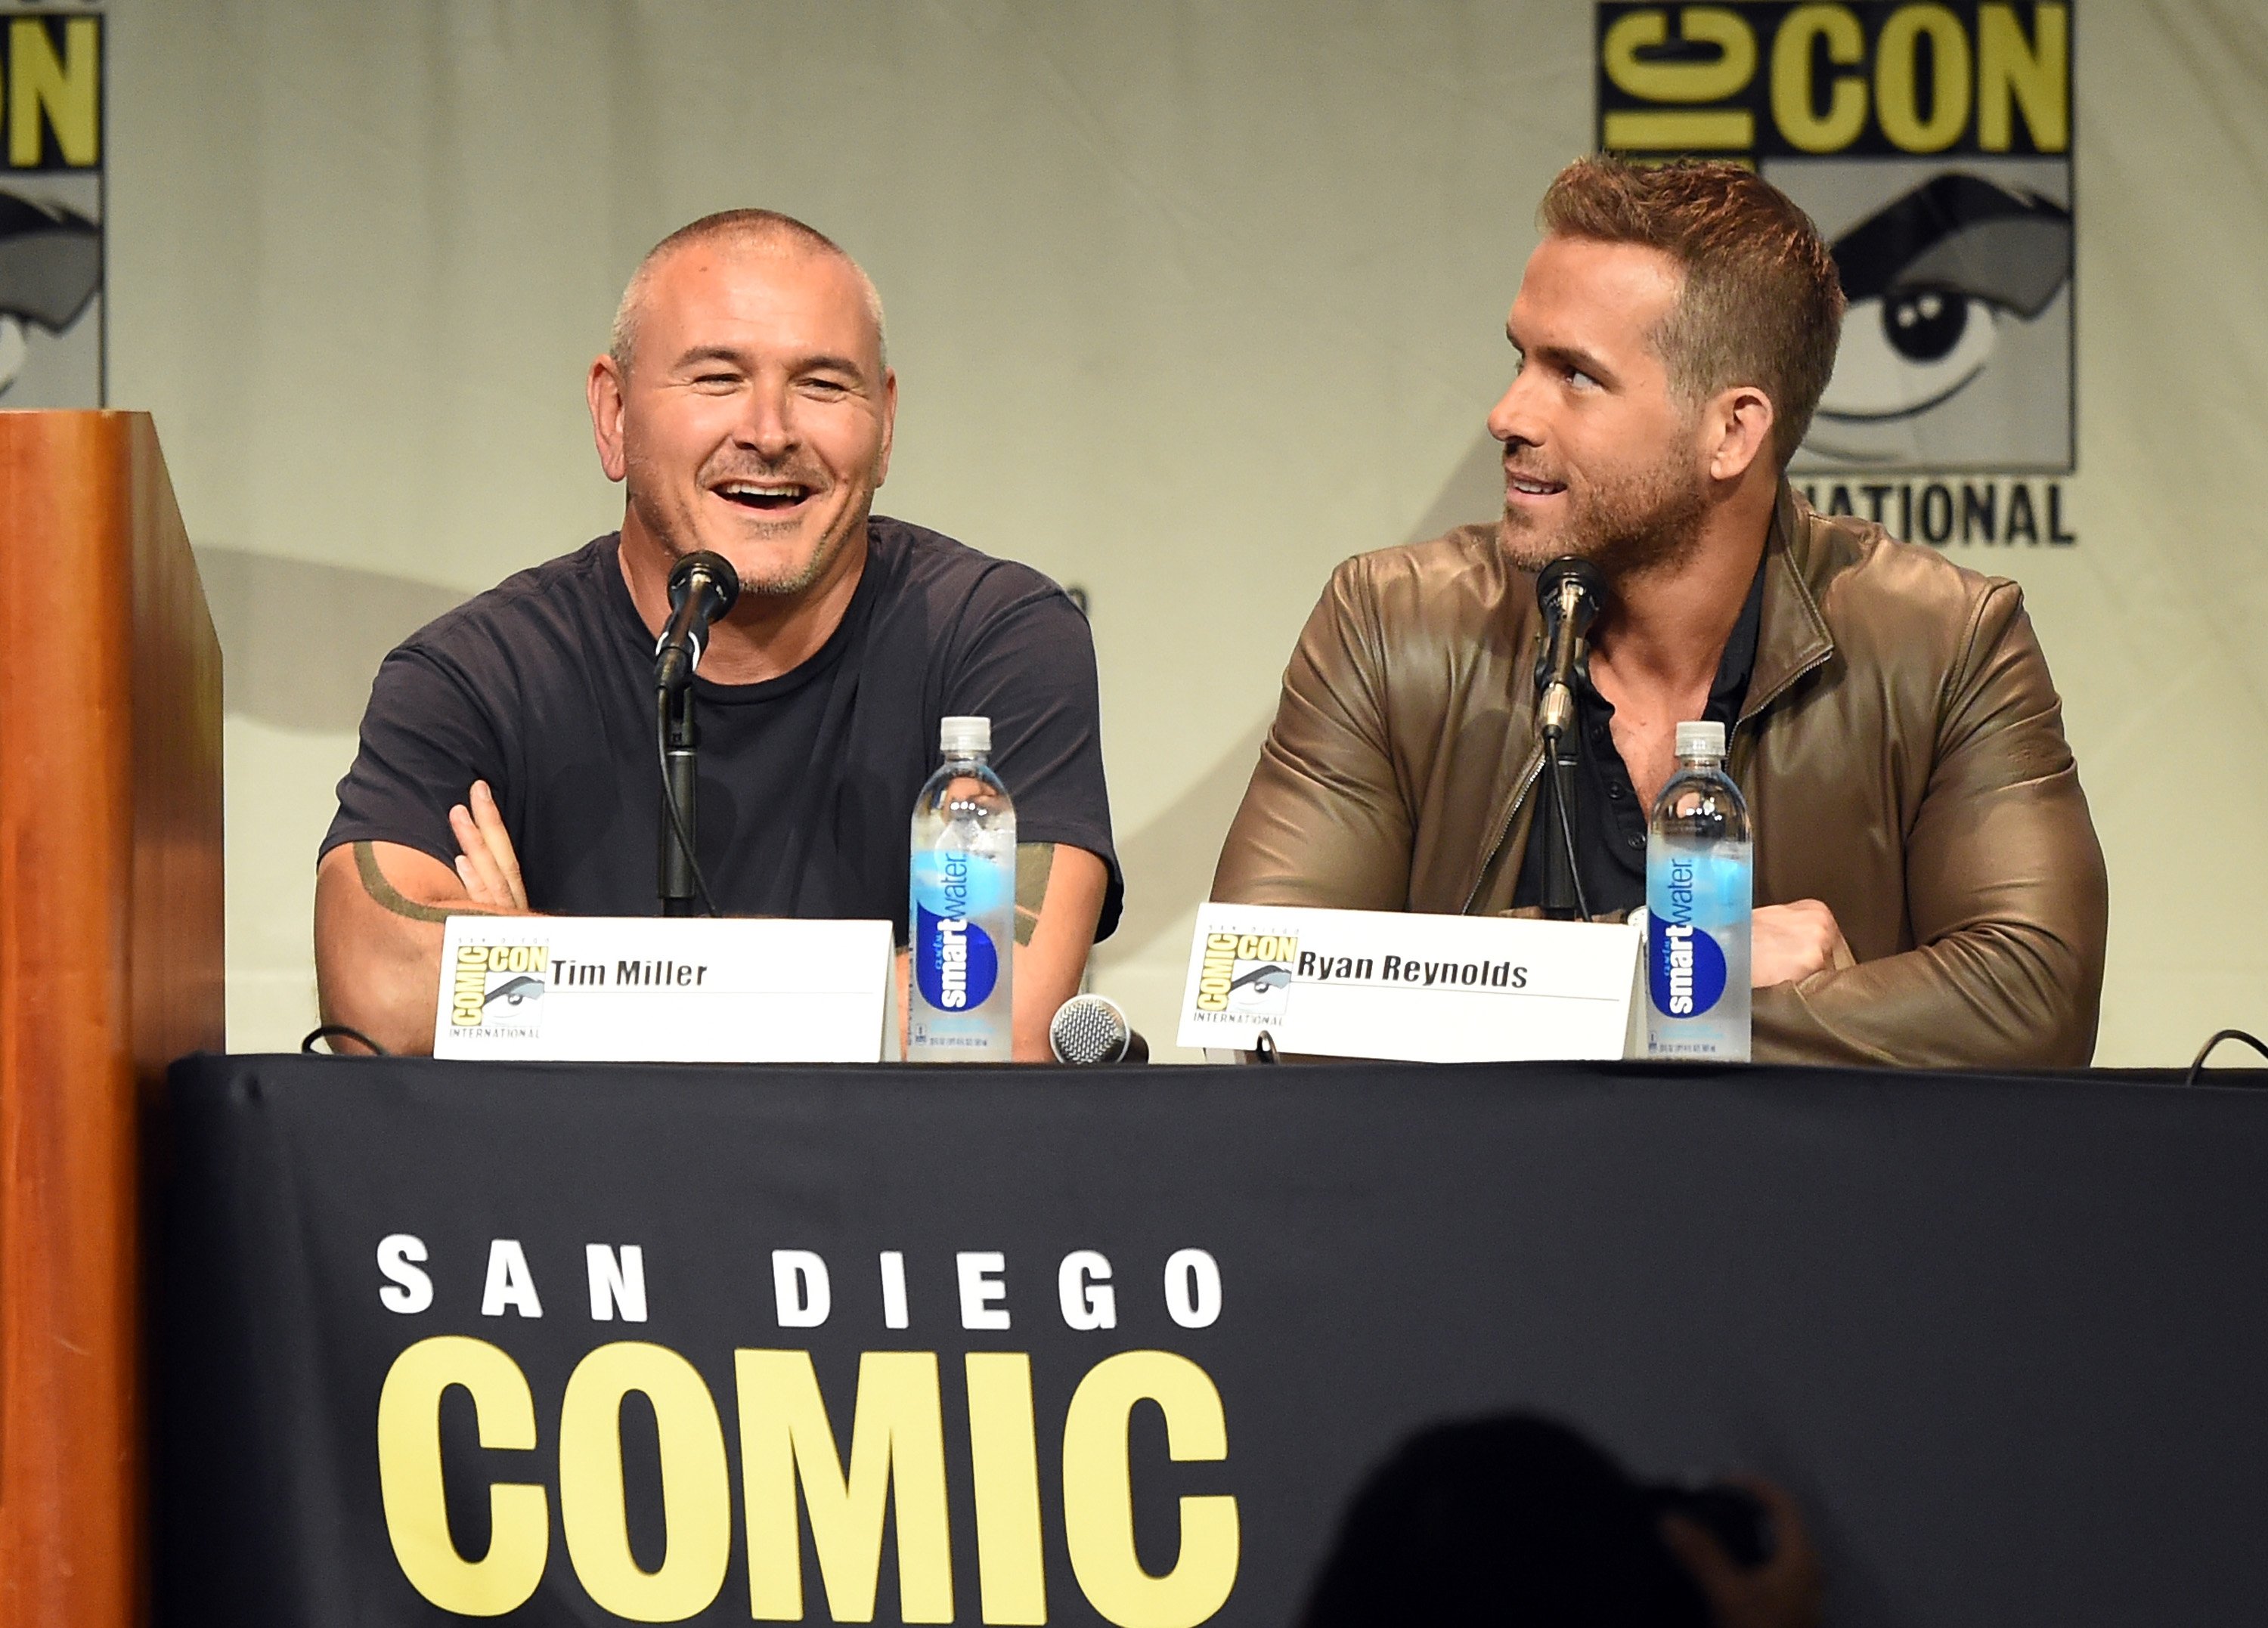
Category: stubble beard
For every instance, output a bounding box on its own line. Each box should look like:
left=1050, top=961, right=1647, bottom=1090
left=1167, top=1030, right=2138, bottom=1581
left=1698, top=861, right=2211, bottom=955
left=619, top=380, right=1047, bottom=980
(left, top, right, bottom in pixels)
left=1500, top=441, right=1712, bottom=585
left=731, top=510, right=859, bottom=599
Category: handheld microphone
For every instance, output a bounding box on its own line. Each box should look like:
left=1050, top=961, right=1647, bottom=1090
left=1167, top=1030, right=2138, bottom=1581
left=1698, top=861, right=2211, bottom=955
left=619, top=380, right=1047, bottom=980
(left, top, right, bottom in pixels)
left=1049, top=995, right=1150, bottom=1065
left=654, top=552, right=742, bottom=694
left=1534, top=557, right=1608, bottom=742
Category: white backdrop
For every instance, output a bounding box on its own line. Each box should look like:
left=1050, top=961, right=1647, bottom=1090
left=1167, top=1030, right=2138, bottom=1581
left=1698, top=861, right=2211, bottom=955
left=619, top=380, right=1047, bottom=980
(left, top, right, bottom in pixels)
left=98, top=1, right=2264, bottom=1063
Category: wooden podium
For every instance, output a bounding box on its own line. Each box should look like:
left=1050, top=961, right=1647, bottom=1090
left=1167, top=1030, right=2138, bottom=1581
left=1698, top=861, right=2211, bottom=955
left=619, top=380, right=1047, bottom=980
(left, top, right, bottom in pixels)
left=0, top=414, right=223, bottom=1626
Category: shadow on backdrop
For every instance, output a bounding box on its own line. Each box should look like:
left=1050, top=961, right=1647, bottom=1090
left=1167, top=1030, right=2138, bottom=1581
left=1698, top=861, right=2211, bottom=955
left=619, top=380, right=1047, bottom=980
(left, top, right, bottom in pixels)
left=195, top=546, right=466, bottom=733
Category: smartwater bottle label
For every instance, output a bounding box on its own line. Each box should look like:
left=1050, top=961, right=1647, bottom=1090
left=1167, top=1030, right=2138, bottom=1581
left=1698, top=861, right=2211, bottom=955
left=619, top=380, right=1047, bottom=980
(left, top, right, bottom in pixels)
left=911, top=850, right=1010, bottom=1018
left=1647, top=912, right=1728, bottom=1016
left=1646, top=846, right=1748, bottom=1019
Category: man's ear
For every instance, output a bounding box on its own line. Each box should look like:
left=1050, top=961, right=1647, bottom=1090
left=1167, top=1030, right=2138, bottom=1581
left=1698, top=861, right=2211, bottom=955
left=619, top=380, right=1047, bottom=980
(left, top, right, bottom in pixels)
left=874, top=367, right=898, bottom=487
left=1705, top=384, right=1777, bottom=484
left=588, top=355, right=630, bottom=483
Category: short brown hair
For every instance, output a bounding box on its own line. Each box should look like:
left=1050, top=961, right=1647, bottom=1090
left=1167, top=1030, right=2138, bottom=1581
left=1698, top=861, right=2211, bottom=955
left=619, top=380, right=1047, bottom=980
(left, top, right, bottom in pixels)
left=1538, top=156, right=1843, bottom=468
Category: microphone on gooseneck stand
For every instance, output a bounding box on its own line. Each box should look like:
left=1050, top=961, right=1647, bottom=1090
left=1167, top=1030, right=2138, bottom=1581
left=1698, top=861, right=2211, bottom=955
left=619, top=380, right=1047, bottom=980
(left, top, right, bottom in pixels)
left=655, top=551, right=741, bottom=917
left=1533, top=558, right=1609, bottom=922
left=1534, top=557, right=1606, bottom=742
left=1049, top=995, right=1150, bottom=1065
left=654, top=551, right=742, bottom=693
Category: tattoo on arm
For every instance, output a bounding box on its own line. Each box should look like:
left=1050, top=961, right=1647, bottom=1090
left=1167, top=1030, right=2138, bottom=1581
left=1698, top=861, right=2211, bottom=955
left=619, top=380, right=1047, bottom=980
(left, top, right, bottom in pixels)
left=1015, top=843, right=1054, bottom=947
left=353, top=840, right=493, bottom=924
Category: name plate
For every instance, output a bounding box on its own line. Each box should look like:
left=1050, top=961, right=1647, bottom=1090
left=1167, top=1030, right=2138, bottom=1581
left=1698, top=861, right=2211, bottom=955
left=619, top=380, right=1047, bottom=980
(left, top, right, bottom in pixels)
left=1176, top=902, right=1642, bottom=1063
left=433, top=916, right=895, bottom=1063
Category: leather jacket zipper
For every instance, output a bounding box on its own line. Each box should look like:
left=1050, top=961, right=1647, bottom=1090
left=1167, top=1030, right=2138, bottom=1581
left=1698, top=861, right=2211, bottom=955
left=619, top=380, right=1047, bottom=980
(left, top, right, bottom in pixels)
left=1459, top=742, right=1548, bottom=915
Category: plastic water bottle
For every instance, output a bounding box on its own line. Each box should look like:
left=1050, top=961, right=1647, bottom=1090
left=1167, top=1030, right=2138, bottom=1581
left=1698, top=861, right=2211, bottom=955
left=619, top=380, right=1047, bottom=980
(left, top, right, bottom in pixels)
left=908, top=716, right=1015, bottom=1060
left=1645, top=720, right=1752, bottom=1060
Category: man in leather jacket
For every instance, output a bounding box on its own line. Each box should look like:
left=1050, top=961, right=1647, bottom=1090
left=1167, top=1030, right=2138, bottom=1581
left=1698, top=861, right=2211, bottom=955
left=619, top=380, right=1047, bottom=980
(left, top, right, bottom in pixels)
left=1212, top=158, right=2107, bottom=1067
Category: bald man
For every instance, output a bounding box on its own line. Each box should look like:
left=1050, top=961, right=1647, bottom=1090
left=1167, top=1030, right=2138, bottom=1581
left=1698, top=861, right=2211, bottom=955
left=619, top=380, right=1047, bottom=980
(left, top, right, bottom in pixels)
left=316, top=211, right=1119, bottom=1057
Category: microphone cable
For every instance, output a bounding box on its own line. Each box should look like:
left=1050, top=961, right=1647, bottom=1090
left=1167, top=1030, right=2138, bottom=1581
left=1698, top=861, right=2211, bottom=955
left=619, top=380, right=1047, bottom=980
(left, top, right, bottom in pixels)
left=1543, top=734, right=1594, bottom=923
left=301, top=1023, right=389, bottom=1056
left=2186, top=1028, right=2268, bottom=1087
left=655, top=695, right=723, bottom=918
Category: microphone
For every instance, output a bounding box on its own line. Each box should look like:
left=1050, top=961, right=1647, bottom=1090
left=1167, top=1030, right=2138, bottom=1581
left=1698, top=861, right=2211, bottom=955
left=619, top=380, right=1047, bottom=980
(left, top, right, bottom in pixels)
left=654, top=552, right=742, bottom=694
left=1534, top=557, right=1608, bottom=742
left=1049, top=995, right=1150, bottom=1065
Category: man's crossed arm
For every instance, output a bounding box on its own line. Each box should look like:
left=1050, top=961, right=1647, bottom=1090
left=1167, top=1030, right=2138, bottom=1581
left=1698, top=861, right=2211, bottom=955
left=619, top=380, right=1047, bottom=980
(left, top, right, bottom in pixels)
left=314, top=784, right=526, bottom=1054
left=313, top=781, right=1108, bottom=1060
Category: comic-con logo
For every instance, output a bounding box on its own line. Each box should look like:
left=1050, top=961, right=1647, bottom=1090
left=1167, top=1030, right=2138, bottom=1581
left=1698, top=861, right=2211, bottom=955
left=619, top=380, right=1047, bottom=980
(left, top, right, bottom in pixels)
left=1597, top=3, right=2075, bottom=545
left=0, top=14, right=104, bottom=407
left=449, top=942, right=550, bottom=1032
left=1194, top=932, right=1297, bottom=1020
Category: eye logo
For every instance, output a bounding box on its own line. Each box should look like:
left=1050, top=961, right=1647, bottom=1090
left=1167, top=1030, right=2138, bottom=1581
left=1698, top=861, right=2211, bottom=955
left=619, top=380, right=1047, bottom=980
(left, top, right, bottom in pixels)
left=1797, top=167, right=2073, bottom=472
left=0, top=193, right=101, bottom=399
left=1226, top=961, right=1293, bottom=1017
left=1814, top=173, right=2071, bottom=431
left=0, top=15, right=107, bottom=409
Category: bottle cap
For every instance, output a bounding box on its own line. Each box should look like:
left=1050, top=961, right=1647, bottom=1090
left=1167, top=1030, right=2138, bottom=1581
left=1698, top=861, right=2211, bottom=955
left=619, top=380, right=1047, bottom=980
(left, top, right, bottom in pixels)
left=1675, top=720, right=1726, bottom=759
left=939, top=715, right=991, bottom=756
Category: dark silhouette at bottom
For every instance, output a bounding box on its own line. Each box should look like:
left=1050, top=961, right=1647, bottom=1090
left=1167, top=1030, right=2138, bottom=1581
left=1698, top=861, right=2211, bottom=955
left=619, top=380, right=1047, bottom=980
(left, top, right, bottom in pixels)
left=1299, top=1414, right=1823, bottom=1628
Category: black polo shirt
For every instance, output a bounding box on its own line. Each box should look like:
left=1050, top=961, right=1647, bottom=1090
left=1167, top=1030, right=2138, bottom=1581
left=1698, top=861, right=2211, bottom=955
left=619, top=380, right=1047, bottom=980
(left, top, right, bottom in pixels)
left=1513, top=557, right=1764, bottom=918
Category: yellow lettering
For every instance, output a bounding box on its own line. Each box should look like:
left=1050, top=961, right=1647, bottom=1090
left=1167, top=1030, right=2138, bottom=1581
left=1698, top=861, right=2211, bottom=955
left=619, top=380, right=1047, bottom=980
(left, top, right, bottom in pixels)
left=1603, top=7, right=1756, bottom=102
left=1061, top=1351, right=1239, bottom=1628
left=451, top=946, right=490, bottom=1026
left=965, top=1353, right=1047, bottom=1625
left=9, top=17, right=97, bottom=168
left=376, top=1336, right=549, bottom=1617
left=1771, top=5, right=1868, bottom=153
left=1978, top=2, right=2066, bottom=152
left=1875, top=3, right=1972, bottom=153
left=736, top=1348, right=954, bottom=1623
left=1196, top=935, right=1236, bottom=1011
left=557, top=1342, right=731, bottom=1622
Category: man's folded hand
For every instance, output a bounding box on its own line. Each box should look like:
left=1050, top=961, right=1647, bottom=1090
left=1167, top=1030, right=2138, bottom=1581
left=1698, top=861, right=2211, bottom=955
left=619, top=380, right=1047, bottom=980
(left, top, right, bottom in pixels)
left=448, top=780, right=529, bottom=913
left=1752, top=899, right=1852, bottom=988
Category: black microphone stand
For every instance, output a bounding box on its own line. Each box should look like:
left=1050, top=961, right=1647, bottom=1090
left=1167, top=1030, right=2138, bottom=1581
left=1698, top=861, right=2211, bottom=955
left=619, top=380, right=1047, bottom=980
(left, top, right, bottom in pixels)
left=1540, top=725, right=1582, bottom=921
left=658, top=679, right=700, bottom=917
left=652, top=551, right=739, bottom=918
left=1533, top=559, right=1605, bottom=924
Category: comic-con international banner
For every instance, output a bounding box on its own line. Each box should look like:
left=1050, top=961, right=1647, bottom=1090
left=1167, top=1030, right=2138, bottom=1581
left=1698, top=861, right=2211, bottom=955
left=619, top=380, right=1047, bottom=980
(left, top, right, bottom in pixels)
left=158, top=1055, right=2268, bottom=1626
left=1598, top=2, right=2074, bottom=546
left=0, top=9, right=101, bottom=406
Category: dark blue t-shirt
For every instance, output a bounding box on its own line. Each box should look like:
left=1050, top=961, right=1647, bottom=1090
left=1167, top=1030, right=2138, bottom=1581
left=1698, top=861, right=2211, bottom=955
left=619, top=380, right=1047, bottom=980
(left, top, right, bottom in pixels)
left=323, top=518, right=1120, bottom=940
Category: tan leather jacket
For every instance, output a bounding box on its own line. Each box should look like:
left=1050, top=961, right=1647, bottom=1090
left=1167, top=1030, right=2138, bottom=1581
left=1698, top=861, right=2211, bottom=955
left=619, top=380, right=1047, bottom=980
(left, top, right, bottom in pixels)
left=1211, top=486, right=2109, bottom=1067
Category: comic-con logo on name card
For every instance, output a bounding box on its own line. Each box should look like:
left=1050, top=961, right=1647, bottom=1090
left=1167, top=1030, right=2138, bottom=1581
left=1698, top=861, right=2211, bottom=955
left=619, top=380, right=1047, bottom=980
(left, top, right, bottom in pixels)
left=1191, top=931, right=1298, bottom=1023
left=448, top=942, right=550, bottom=1035
left=1597, top=2, right=2076, bottom=547
left=0, top=12, right=104, bottom=407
